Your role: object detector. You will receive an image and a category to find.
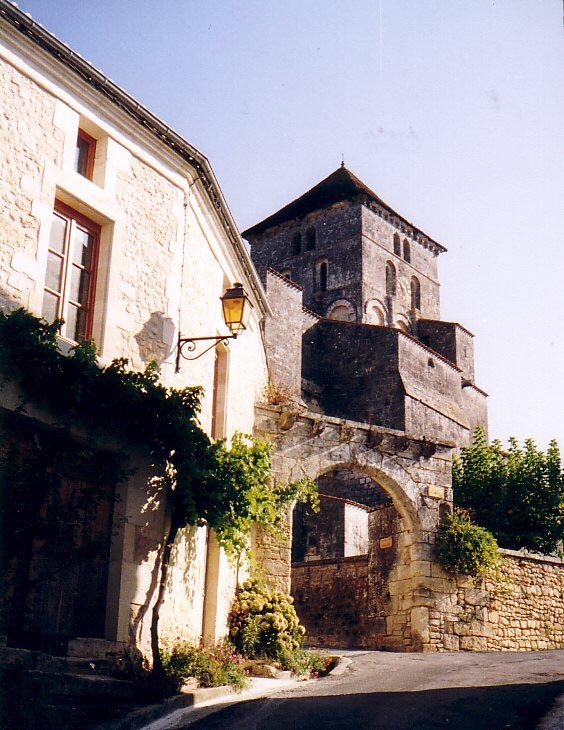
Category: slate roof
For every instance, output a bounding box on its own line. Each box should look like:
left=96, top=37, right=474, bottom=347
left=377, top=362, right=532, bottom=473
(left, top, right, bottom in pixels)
left=242, top=164, right=446, bottom=252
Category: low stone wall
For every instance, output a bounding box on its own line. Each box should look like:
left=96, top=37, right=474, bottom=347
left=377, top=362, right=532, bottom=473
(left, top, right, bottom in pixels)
left=449, top=550, right=564, bottom=652
left=292, top=556, right=375, bottom=648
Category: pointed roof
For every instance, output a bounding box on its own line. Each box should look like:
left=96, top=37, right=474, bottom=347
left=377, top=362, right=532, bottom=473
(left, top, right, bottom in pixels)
left=242, top=165, right=446, bottom=252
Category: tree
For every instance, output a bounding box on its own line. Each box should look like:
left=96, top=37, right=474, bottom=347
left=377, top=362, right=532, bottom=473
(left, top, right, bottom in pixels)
left=453, top=428, right=564, bottom=555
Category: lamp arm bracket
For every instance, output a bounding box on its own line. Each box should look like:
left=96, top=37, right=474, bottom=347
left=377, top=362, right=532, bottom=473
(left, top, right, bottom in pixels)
left=175, top=333, right=237, bottom=371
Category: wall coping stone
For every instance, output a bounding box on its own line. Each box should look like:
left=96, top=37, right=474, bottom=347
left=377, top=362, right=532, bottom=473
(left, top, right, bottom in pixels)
left=292, top=555, right=369, bottom=568
left=500, top=548, right=564, bottom=567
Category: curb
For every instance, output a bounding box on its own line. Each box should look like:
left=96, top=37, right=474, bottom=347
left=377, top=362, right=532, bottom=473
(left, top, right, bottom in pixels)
left=98, top=657, right=346, bottom=730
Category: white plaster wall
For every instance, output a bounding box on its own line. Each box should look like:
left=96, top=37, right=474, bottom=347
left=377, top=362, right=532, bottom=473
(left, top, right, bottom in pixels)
left=0, top=23, right=269, bottom=653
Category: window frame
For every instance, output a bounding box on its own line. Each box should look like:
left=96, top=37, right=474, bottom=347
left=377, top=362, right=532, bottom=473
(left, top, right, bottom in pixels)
left=75, top=129, right=97, bottom=180
left=42, top=201, right=100, bottom=342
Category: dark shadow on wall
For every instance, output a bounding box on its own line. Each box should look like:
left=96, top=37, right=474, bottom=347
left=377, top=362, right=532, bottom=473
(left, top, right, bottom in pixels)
left=135, top=311, right=175, bottom=366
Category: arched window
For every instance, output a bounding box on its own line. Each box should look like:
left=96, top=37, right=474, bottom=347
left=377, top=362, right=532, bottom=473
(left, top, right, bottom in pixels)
left=316, top=259, right=328, bottom=292
left=327, top=299, right=355, bottom=321
left=411, top=276, right=421, bottom=310
left=292, top=232, right=302, bottom=256
left=393, top=232, right=401, bottom=256
left=403, top=239, right=411, bottom=263
left=386, top=261, right=396, bottom=296
left=306, top=226, right=316, bottom=251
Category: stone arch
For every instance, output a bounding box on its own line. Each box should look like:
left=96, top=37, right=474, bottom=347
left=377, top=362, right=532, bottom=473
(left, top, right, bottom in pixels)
left=365, top=298, right=386, bottom=325
left=289, top=457, right=419, bottom=650
left=395, top=313, right=410, bottom=332
left=326, top=298, right=356, bottom=322
left=254, top=406, right=454, bottom=652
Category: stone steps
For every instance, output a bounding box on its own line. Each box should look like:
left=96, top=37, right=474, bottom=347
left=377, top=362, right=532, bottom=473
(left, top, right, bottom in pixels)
left=0, top=642, right=138, bottom=728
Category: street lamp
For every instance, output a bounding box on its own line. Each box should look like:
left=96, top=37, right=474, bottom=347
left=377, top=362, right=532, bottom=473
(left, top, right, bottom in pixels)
left=175, top=283, right=253, bottom=371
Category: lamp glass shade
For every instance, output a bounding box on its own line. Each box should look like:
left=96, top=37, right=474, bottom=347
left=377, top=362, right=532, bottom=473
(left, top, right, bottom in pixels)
left=221, top=283, right=252, bottom=335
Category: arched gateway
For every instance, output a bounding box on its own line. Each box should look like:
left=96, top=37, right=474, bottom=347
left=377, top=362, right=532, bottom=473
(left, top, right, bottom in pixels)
left=254, top=404, right=456, bottom=652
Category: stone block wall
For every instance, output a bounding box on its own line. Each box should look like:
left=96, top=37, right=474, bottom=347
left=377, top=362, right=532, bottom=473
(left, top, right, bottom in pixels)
left=418, top=319, right=476, bottom=382
left=447, top=551, right=564, bottom=651
left=292, top=556, right=372, bottom=648
left=260, top=268, right=304, bottom=400
left=360, top=203, right=441, bottom=323
left=247, top=202, right=363, bottom=318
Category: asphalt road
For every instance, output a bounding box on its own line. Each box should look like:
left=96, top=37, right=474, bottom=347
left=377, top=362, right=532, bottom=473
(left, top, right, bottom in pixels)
left=180, top=649, right=564, bottom=730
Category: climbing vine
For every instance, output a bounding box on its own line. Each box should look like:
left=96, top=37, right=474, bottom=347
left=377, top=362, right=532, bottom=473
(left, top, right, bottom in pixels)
left=0, top=309, right=317, bottom=670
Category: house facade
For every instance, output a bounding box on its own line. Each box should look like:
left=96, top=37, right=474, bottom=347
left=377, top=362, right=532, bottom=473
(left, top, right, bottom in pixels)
left=0, top=0, right=269, bottom=657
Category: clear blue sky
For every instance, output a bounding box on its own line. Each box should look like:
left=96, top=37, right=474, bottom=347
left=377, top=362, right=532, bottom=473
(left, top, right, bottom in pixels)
left=15, top=0, right=564, bottom=449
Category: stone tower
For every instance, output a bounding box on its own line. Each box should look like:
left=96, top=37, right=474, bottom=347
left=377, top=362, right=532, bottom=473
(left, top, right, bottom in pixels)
left=244, top=164, right=443, bottom=333
left=244, top=165, right=487, bottom=445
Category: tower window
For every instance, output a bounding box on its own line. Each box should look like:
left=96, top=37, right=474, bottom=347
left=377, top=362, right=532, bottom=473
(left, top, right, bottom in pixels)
left=316, top=260, right=328, bottom=292
left=306, top=226, right=316, bottom=251
left=292, top=232, right=302, bottom=256
left=403, top=239, right=411, bottom=263
left=411, top=276, right=421, bottom=310
left=386, top=261, right=396, bottom=296
left=393, top=232, right=401, bottom=256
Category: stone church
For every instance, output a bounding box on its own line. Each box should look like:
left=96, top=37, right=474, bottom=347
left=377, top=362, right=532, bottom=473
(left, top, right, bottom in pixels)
left=245, top=165, right=490, bottom=650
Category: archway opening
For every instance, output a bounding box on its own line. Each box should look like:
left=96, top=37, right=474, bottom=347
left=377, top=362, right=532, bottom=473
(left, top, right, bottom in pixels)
left=290, top=465, right=406, bottom=649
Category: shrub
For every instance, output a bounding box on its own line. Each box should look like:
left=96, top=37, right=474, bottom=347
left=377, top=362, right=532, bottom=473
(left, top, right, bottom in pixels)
left=229, top=579, right=305, bottom=663
left=160, top=641, right=248, bottom=692
left=435, top=508, right=499, bottom=577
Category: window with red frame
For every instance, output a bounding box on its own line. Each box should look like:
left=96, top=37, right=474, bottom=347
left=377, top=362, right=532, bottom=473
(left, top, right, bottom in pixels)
left=42, top=203, right=99, bottom=341
left=74, top=130, right=96, bottom=179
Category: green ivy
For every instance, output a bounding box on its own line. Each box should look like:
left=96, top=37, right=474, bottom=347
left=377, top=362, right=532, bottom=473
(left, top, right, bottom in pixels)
left=435, top=507, right=499, bottom=577
left=0, top=309, right=317, bottom=671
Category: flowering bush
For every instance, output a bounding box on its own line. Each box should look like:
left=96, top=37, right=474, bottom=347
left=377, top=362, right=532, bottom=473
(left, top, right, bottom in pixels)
left=160, top=641, right=248, bottom=691
left=229, top=580, right=306, bottom=664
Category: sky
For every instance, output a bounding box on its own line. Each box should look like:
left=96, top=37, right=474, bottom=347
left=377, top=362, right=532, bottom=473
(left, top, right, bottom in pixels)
left=13, top=0, right=564, bottom=450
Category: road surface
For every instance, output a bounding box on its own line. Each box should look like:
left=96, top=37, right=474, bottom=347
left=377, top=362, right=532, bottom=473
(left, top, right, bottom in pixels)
left=178, top=649, right=564, bottom=729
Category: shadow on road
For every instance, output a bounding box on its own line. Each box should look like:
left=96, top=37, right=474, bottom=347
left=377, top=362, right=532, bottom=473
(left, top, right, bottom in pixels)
left=186, top=679, right=564, bottom=729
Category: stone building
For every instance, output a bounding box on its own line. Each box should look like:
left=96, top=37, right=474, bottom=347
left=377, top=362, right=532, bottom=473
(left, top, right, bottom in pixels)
left=245, top=166, right=492, bottom=650
left=0, top=1, right=269, bottom=658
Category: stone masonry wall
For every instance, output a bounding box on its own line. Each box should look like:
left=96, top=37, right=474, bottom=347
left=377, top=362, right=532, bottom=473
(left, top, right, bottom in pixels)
left=447, top=551, right=564, bottom=652
left=292, top=556, right=371, bottom=648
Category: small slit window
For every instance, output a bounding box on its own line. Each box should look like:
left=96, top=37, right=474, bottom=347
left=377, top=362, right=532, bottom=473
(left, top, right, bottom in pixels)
left=386, top=261, right=396, bottom=296
left=306, top=226, right=316, bottom=251
left=316, top=260, right=328, bottom=292
left=403, top=239, right=411, bottom=263
left=74, top=130, right=96, bottom=180
left=292, top=232, right=302, bottom=256
left=393, top=232, right=401, bottom=256
left=411, top=276, right=421, bottom=310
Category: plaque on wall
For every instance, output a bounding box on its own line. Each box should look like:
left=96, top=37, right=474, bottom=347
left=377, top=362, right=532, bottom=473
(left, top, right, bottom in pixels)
left=428, top=485, right=445, bottom=499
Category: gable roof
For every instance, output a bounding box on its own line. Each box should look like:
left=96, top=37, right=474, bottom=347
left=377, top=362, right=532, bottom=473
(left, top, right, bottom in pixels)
left=242, top=164, right=446, bottom=252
